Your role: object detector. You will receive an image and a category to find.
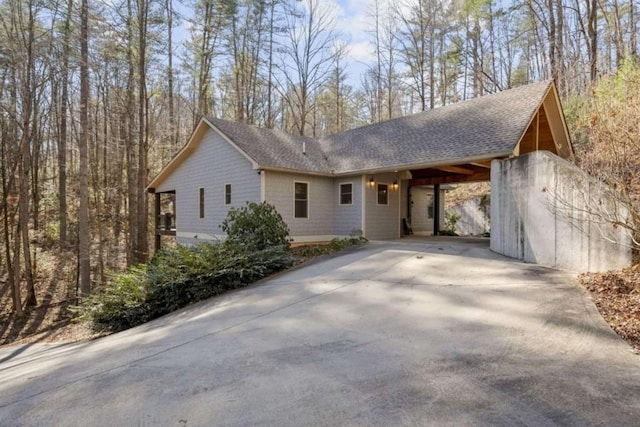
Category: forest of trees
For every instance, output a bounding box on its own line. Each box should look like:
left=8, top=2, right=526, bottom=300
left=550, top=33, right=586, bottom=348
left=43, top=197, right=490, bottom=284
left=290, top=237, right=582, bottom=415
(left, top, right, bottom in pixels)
left=0, top=0, right=639, bottom=316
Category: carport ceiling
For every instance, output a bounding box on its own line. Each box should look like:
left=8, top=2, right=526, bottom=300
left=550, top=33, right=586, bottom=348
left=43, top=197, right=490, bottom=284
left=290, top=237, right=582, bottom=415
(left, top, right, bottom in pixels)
left=409, top=160, right=494, bottom=186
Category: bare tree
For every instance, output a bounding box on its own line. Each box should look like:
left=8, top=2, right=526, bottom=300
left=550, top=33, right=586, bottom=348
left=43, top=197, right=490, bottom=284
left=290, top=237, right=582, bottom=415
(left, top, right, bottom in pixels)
left=575, top=61, right=640, bottom=248
left=277, top=0, right=338, bottom=136
left=396, top=0, right=432, bottom=110
left=58, top=0, right=73, bottom=247
left=79, top=0, right=91, bottom=296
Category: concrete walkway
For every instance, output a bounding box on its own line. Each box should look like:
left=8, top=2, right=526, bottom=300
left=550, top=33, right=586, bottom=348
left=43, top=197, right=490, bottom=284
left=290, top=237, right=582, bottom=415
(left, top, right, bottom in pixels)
left=1, top=240, right=639, bottom=426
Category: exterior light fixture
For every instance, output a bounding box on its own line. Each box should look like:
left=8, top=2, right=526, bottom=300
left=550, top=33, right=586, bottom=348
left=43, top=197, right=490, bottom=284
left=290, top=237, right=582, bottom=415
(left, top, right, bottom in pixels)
left=369, top=178, right=375, bottom=188
left=392, top=180, right=399, bottom=190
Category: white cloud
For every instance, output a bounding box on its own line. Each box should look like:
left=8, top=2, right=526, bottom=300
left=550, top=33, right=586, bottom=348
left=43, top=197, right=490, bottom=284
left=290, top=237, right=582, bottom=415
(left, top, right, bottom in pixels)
left=348, top=41, right=376, bottom=64
left=329, top=0, right=379, bottom=68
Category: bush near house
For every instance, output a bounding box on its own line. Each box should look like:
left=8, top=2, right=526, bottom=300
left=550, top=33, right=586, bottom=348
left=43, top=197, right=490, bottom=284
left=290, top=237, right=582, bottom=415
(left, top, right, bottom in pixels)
left=293, top=230, right=367, bottom=259
left=221, top=202, right=291, bottom=251
left=81, top=202, right=294, bottom=332
left=81, top=241, right=295, bottom=332
left=80, top=205, right=367, bottom=332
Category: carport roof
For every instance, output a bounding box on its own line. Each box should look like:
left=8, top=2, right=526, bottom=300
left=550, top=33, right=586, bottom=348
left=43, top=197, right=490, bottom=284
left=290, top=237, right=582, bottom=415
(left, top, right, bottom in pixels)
left=320, top=80, right=556, bottom=173
left=148, top=80, right=570, bottom=190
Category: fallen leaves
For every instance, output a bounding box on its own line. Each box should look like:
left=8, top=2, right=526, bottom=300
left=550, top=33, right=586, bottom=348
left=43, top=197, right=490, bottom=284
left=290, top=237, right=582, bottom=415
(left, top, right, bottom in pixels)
left=579, top=264, right=640, bottom=351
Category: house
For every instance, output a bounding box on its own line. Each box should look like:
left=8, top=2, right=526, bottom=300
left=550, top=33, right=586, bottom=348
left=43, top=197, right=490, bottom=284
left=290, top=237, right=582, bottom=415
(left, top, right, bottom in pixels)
left=148, top=80, right=573, bottom=249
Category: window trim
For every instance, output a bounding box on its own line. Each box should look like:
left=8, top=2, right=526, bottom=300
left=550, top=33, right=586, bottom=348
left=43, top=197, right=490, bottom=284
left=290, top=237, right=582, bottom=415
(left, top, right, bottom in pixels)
left=224, top=183, right=232, bottom=205
left=199, top=187, right=205, bottom=218
left=339, top=182, right=353, bottom=206
left=376, top=183, right=389, bottom=206
left=294, top=181, right=309, bottom=219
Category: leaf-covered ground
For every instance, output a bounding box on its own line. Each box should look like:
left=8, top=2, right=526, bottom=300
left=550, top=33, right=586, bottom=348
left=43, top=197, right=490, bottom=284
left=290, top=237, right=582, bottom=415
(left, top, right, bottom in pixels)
left=579, top=264, right=640, bottom=352
left=0, top=248, right=103, bottom=347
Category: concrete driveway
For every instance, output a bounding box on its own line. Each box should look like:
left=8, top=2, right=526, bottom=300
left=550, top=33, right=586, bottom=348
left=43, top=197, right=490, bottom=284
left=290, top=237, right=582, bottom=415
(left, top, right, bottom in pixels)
left=1, top=239, right=639, bottom=426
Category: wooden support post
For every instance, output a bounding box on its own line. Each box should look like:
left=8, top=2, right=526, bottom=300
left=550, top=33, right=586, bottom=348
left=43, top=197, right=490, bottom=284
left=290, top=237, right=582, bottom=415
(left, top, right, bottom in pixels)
left=535, top=111, right=540, bottom=151
left=433, top=183, right=440, bottom=236
left=154, top=192, right=161, bottom=252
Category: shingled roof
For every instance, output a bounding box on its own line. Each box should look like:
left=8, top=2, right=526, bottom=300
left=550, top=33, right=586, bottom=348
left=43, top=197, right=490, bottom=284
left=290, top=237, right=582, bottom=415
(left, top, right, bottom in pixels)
left=207, top=117, right=331, bottom=174
left=211, top=80, right=554, bottom=174
left=319, top=80, right=554, bottom=173
left=149, top=80, right=564, bottom=189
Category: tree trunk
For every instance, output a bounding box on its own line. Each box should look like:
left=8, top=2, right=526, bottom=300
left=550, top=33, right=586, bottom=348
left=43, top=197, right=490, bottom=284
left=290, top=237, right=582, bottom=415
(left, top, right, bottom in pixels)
left=166, top=0, right=177, bottom=148
left=588, top=0, right=598, bottom=82
left=266, top=0, right=276, bottom=128
left=126, top=0, right=138, bottom=266
left=1, top=124, right=22, bottom=317
left=630, top=0, right=637, bottom=58
left=58, top=0, right=71, bottom=247
left=79, top=0, right=91, bottom=296
left=137, top=0, right=149, bottom=264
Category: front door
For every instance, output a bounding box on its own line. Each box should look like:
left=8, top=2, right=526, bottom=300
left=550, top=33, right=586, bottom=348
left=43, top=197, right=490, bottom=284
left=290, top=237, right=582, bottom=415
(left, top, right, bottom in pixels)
left=409, top=186, right=435, bottom=235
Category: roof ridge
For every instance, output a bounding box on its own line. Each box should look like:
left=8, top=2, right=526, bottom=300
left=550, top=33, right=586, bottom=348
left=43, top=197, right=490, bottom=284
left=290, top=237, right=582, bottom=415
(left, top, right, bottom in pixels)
left=206, top=116, right=317, bottom=143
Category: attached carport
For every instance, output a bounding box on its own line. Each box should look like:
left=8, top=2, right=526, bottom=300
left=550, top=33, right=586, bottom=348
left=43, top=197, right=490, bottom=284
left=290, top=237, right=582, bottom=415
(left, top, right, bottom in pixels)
left=391, top=81, right=631, bottom=272
left=393, top=80, right=573, bottom=237
left=327, top=80, right=574, bottom=242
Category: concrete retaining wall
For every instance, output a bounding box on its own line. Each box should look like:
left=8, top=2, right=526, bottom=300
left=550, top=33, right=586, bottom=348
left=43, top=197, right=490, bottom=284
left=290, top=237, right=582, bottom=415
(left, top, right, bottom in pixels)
left=449, top=195, right=491, bottom=236
left=491, top=151, right=631, bottom=272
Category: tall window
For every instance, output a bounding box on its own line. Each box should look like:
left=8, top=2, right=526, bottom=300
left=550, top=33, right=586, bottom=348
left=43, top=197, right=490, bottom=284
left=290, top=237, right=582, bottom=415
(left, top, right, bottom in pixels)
left=225, top=184, right=232, bottom=205
left=294, top=182, right=308, bottom=218
left=377, top=183, right=388, bottom=205
left=339, top=183, right=352, bottom=205
left=199, top=188, right=205, bottom=218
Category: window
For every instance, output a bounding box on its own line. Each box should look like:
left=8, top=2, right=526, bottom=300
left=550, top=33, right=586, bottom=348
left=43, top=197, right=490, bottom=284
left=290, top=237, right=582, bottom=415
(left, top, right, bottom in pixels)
left=225, top=184, right=232, bottom=205
left=294, top=182, right=308, bottom=218
left=199, top=188, right=205, bottom=218
left=339, top=183, right=352, bottom=205
left=427, top=194, right=434, bottom=219
left=377, top=183, right=388, bottom=205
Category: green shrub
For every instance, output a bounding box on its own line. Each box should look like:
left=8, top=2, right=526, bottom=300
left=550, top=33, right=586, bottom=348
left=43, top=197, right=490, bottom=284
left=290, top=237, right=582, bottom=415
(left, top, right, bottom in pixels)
left=441, top=213, right=460, bottom=236
left=81, top=206, right=367, bottom=332
left=80, top=265, right=150, bottom=330
left=144, top=244, right=293, bottom=320
left=220, top=202, right=291, bottom=251
left=292, top=230, right=367, bottom=258
left=81, top=242, right=294, bottom=332
left=82, top=203, right=295, bottom=332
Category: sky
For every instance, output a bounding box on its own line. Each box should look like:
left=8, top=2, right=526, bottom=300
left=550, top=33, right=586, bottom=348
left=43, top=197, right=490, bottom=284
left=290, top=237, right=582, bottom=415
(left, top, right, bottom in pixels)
left=172, top=0, right=378, bottom=86
left=333, top=0, right=376, bottom=65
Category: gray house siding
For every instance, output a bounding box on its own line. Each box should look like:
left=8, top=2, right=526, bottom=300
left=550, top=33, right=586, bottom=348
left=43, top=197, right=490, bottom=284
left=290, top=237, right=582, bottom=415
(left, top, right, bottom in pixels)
left=364, top=172, right=401, bottom=240
left=332, top=176, right=363, bottom=236
left=155, top=128, right=261, bottom=244
left=263, top=171, right=334, bottom=241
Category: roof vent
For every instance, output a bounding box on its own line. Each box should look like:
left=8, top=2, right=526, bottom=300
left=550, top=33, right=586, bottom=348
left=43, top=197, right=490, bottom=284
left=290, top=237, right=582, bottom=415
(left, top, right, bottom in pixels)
left=302, top=141, right=306, bottom=155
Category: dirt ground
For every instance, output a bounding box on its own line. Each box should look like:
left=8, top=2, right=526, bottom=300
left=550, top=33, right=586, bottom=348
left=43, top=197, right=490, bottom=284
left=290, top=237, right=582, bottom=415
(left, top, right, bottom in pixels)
left=579, top=264, right=640, bottom=352
left=0, top=248, right=103, bottom=347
